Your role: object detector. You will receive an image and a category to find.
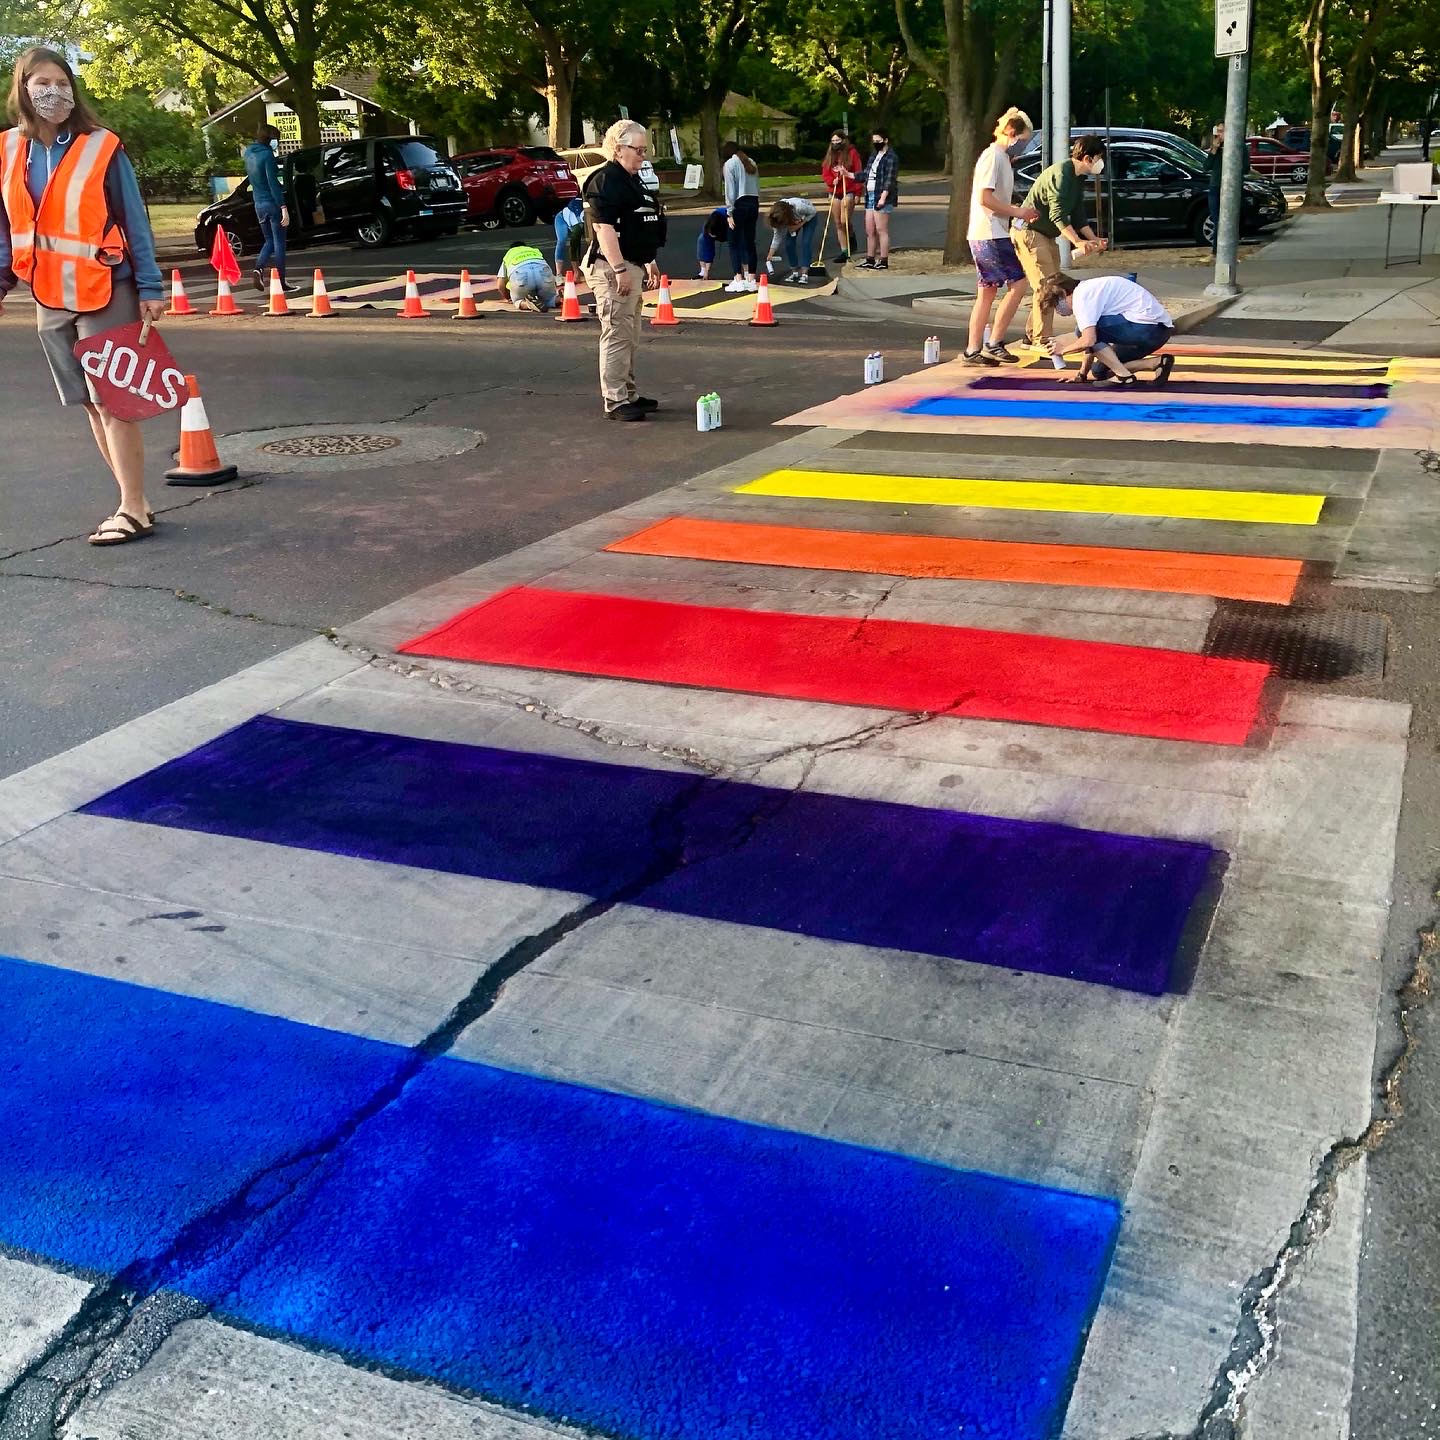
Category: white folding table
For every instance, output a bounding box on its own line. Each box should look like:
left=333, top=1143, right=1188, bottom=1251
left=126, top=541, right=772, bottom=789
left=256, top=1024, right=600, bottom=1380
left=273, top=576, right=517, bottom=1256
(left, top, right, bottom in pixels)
left=1378, top=191, right=1440, bottom=268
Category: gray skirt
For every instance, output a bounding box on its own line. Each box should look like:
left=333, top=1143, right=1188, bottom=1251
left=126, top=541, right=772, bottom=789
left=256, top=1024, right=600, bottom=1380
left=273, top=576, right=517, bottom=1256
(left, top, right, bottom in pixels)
left=35, top=278, right=141, bottom=407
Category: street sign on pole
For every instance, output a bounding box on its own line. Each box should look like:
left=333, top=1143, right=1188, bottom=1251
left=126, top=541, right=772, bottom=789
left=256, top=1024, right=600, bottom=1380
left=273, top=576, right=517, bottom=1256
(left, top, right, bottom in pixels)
left=1215, top=0, right=1250, bottom=56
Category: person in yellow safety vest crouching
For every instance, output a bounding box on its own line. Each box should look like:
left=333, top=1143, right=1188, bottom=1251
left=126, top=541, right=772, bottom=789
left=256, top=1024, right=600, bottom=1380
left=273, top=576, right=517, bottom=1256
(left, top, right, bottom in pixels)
left=0, top=47, right=167, bottom=546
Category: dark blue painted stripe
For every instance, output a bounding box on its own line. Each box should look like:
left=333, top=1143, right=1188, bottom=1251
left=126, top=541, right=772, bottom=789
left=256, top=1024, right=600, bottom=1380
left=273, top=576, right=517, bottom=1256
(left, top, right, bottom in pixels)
left=904, top=396, right=1388, bottom=428
left=0, top=953, right=1121, bottom=1440
left=80, top=716, right=1221, bottom=993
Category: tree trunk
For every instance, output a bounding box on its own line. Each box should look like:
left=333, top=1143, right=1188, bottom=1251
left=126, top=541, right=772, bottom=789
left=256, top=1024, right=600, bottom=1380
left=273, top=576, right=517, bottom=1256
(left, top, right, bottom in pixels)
left=541, top=46, right=575, bottom=149
left=1336, top=109, right=1360, bottom=182
left=943, top=94, right=975, bottom=265
left=287, top=62, right=322, bottom=149
left=1300, top=0, right=1331, bottom=209
left=699, top=91, right=724, bottom=201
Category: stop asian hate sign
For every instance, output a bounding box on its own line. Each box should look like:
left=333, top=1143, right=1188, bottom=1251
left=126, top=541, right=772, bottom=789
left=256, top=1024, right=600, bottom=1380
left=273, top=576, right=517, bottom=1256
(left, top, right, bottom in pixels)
left=71, top=321, right=188, bottom=423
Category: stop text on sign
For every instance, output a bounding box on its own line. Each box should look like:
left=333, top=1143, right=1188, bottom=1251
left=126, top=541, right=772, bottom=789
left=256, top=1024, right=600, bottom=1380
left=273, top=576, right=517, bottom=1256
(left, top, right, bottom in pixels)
left=80, top=340, right=186, bottom=411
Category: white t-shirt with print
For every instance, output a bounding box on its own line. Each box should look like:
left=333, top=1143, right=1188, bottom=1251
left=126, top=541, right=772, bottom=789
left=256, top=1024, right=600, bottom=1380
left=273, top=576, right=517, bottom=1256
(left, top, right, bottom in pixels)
left=967, top=144, right=1014, bottom=242
left=1071, top=276, right=1173, bottom=331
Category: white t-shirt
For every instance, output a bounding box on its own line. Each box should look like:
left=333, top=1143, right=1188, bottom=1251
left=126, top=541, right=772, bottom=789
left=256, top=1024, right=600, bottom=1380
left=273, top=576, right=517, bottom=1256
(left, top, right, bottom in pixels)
left=967, top=144, right=1014, bottom=241
left=1071, top=276, right=1173, bottom=331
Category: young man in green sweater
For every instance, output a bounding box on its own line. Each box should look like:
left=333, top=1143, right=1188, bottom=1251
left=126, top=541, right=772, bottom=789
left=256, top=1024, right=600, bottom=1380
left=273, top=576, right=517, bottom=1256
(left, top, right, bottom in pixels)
left=1013, top=135, right=1109, bottom=346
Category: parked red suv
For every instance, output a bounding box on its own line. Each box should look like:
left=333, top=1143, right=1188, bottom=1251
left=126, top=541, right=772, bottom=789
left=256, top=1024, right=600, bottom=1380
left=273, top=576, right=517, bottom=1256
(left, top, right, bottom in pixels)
left=453, top=147, right=580, bottom=229
left=1245, top=136, right=1314, bottom=183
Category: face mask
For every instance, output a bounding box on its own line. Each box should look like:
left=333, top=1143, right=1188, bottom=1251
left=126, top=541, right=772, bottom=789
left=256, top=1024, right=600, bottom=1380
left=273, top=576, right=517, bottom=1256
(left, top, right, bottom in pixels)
left=1058, top=299, right=1073, bottom=317
left=1090, top=159, right=1105, bottom=176
left=30, top=85, right=74, bottom=123
left=270, top=139, right=280, bottom=153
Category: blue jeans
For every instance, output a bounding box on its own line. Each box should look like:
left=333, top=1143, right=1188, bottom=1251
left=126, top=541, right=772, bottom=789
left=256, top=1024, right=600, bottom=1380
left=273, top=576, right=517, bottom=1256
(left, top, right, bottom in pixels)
left=782, top=215, right=820, bottom=269
left=508, top=258, right=558, bottom=308
left=728, top=195, right=759, bottom=275
left=255, top=203, right=286, bottom=280
left=1092, top=315, right=1173, bottom=364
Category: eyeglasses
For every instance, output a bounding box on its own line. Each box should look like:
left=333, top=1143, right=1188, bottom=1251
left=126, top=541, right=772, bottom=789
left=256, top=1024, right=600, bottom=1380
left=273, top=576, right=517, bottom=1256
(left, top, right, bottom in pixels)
left=620, top=142, right=648, bottom=155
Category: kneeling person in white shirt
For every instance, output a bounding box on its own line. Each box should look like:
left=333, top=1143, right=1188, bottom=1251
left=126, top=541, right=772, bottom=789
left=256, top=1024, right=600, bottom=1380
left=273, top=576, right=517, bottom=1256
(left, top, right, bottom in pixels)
left=1040, top=273, right=1176, bottom=386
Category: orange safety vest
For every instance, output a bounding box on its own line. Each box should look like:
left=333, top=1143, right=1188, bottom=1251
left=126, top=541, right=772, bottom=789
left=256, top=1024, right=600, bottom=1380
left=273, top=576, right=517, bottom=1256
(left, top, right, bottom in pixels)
left=1, top=126, right=123, bottom=312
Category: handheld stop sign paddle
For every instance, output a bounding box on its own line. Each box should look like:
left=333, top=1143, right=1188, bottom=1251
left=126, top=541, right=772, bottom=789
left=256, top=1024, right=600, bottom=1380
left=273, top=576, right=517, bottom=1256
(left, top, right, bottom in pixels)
left=72, top=320, right=188, bottom=422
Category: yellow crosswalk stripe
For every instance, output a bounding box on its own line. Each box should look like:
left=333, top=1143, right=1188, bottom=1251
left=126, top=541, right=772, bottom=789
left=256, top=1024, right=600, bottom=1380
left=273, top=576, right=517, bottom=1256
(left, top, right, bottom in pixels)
left=735, top=469, right=1326, bottom=525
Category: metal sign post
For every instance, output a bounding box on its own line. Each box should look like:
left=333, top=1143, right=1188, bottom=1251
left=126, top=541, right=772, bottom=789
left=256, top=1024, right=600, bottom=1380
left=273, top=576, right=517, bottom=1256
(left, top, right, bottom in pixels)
left=1206, top=0, right=1253, bottom=297
left=1050, top=0, right=1071, bottom=265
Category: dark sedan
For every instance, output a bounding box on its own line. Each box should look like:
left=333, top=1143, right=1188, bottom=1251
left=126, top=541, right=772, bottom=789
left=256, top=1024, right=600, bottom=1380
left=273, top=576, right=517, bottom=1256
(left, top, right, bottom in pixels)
left=1013, top=138, right=1286, bottom=246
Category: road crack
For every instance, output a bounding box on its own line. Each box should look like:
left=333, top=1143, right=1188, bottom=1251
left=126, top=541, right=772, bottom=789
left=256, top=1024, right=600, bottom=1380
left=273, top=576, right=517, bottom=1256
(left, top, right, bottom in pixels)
left=1130, top=912, right=1436, bottom=1440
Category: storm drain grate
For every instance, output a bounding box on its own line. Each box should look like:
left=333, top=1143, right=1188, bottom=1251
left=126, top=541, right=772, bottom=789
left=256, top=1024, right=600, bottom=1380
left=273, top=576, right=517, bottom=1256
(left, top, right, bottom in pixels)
left=258, top=433, right=403, bottom=458
left=1204, top=602, right=1388, bottom=683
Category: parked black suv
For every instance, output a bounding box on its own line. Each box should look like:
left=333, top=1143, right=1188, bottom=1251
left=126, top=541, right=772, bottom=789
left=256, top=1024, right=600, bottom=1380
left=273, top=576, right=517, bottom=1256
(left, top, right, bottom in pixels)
left=1012, top=136, right=1286, bottom=246
left=194, top=135, right=466, bottom=258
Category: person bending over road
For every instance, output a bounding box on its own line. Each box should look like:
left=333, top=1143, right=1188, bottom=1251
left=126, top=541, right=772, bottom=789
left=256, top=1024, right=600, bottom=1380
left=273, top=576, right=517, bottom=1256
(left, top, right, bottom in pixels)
left=1014, top=135, right=1109, bottom=346
left=1039, top=272, right=1176, bottom=386
left=696, top=206, right=729, bottom=279
left=766, top=197, right=819, bottom=283
left=497, top=242, right=558, bottom=311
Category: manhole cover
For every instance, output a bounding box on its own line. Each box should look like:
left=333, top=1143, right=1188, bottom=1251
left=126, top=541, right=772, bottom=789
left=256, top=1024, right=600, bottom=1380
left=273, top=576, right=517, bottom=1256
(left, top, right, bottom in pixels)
left=1204, top=602, right=1388, bottom=683
left=258, top=433, right=403, bottom=457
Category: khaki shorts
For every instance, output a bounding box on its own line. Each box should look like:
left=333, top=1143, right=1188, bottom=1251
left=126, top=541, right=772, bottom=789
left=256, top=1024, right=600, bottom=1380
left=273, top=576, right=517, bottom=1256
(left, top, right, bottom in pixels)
left=35, top=277, right=141, bottom=407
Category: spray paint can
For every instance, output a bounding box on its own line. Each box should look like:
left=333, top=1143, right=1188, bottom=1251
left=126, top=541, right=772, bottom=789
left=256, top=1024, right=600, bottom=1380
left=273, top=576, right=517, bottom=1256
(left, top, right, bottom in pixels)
left=695, top=392, right=723, bottom=431
left=923, top=335, right=941, bottom=365
left=864, top=352, right=885, bottom=385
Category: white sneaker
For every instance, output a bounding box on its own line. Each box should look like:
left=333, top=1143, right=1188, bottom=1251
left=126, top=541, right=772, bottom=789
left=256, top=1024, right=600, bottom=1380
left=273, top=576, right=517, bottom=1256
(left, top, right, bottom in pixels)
left=744, top=278, right=758, bottom=292
left=724, top=277, right=747, bottom=293
left=796, top=272, right=810, bottom=285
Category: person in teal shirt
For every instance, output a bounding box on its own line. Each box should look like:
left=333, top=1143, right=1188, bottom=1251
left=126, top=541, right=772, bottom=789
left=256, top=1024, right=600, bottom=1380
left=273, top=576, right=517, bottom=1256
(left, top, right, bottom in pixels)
left=496, top=243, right=558, bottom=311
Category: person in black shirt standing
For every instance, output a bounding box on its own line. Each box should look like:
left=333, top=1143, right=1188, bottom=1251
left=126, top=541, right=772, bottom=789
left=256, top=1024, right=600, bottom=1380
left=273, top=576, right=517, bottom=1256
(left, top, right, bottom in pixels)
left=1205, top=123, right=1225, bottom=255
left=581, top=119, right=666, bottom=422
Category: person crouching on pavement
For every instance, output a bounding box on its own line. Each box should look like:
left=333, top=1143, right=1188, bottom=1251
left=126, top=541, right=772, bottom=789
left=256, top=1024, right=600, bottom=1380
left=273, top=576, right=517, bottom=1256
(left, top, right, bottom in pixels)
left=766, top=198, right=819, bottom=283
left=497, top=241, right=558, bottom=311
left=0, top=46, right=167, bottom=547
left=580, top=119, right=666, bottom=422
left=697, top=206, right=729, bottom=279
left=1039, top=272, right=1177, bottom=386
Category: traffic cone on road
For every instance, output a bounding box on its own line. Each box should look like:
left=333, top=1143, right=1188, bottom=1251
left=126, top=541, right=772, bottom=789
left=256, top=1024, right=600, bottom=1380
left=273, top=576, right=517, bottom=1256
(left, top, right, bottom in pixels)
left=264, top=268, right=293, bottom=317
left=164, top=269, right=196, bottom=316
left=208, top=277, right=243, bottom=316
left=558, top=269, right=586, bottom=322
left=453, top=269, right=482, bottom=319
left=650, top=274, right=679, bottom=327
left=164, top=376, right=239, bottom=488
left=307, top=268, right=336, bottom=317
left=748, top=273, right=779, bottom=327
left=399, top=269, right=430, bottom=318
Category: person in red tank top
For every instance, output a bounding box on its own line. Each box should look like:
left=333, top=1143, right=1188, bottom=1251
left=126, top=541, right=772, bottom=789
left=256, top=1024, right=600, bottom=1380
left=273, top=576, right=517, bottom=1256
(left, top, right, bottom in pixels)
left=820, top=133, right=863, bottom=263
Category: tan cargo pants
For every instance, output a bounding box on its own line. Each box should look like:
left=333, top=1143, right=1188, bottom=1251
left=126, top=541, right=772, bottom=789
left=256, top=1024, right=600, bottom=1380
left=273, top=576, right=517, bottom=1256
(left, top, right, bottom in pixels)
left=1013, top=227, right=1062, bottom=343
left=584, top=258, right=645, bottom=411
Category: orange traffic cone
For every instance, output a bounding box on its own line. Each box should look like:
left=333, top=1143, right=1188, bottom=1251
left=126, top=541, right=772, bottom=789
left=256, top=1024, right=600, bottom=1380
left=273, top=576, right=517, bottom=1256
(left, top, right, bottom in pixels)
left=308, top=268, right=335, bottom=318
left=453, top=269, right=482, bottom=319
left=650, top=274, right=679, bottom=327
left=208, top=277, right=243, bottom=317
left=399, top=269, right=429, bottom=318
left=264, top=268, right=293, bottom=317
left=749, top=274, right=778, bottom=328
left=164, top=269, right=196, bottom=316
left=558, top=269, right=586, bottom=322
left=164, top=376, right=239, bottom=488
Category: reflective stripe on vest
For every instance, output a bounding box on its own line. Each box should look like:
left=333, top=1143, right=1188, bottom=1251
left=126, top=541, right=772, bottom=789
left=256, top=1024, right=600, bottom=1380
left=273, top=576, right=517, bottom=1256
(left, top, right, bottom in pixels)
left=0, top=128, right=121, bottom=312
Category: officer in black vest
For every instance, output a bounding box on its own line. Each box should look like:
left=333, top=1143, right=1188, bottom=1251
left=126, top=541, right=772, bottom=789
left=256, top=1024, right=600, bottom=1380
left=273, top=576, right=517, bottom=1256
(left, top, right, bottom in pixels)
left=581, top=120, right=666, bottom=422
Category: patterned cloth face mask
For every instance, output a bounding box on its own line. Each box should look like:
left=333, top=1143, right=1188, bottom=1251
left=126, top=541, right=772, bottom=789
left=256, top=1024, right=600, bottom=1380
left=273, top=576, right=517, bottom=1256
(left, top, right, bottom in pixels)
left=31, top=85, right=75, bottom=122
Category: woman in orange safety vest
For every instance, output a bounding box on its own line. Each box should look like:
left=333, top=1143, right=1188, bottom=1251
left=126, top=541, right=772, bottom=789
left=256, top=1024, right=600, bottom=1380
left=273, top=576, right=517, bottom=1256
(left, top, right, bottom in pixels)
left=1, top=47, right=167, bottom=545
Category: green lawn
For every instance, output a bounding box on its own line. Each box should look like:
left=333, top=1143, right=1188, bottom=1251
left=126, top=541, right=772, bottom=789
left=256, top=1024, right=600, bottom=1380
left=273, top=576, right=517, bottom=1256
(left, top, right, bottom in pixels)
left=146, top=200, right=209, bottom=238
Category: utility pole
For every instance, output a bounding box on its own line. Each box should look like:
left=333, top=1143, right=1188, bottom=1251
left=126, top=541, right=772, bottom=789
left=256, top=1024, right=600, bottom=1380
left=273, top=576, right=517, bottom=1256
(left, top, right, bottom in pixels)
left=1041, top=0, right=1052, bottom=168
left=1050, top=0, right=1071, bottom=264
left=1208, top=0, right=1253, bottom=296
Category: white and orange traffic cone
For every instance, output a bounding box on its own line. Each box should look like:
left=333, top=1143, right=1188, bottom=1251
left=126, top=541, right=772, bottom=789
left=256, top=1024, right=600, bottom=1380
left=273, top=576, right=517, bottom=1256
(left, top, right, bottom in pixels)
left=650, top=274, right=679, bottom=327
left=453, top=269, right=482, bottom=320
left=308, top=268, right=335, bottom=318
left=209, top=277, right=243, bottom=317
left=264, top=268, right=293, bottom=317
left=558, top=269, right=586, bottom=322
left=399, top=269, right=429, bottom=318
left=749, top=273, right=778, bottom=327
left=164, top=375, right=239, bottom=488
left=164, top=269, right=196, bottom=316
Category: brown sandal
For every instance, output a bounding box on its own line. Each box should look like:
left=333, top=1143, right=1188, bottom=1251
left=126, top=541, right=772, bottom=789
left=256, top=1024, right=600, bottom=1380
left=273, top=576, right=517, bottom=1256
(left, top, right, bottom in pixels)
left=88, top=511, right=155, bottom=546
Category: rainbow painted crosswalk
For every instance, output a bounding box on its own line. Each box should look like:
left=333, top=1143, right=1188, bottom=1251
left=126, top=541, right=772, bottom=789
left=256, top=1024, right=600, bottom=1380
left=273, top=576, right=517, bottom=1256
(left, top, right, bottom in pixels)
left=0, top=342, right=1424, bottom=1440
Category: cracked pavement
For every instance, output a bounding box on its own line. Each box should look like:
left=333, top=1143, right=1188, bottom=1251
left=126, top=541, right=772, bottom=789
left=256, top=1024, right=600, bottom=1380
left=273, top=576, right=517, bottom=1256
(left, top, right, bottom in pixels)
left=1, top=294, right=1438, bottom=1440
